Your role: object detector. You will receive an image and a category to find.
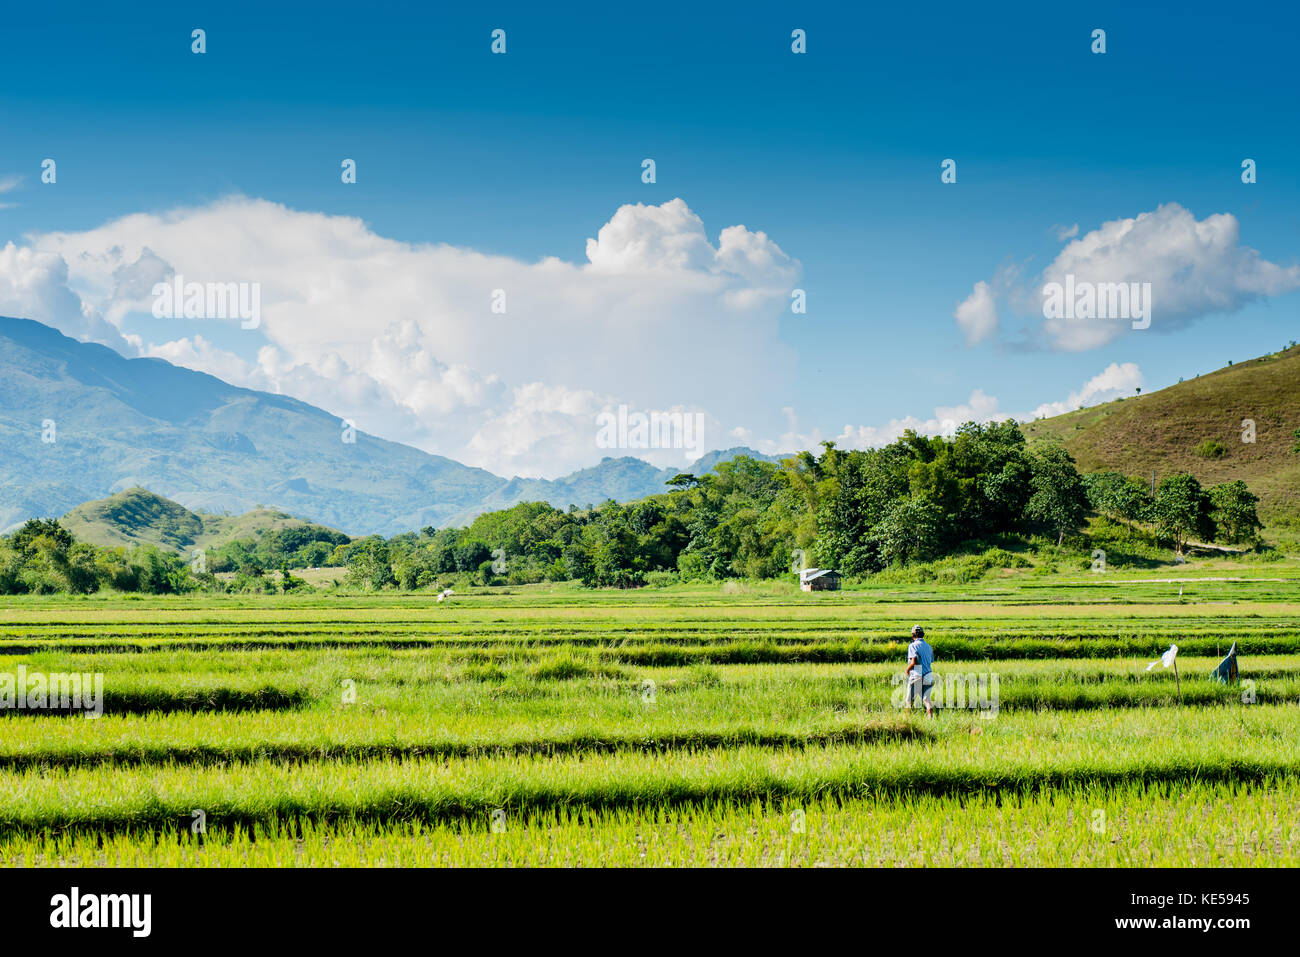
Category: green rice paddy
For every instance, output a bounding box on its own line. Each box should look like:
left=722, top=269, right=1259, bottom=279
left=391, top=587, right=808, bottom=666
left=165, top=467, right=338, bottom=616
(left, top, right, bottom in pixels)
left=2, top=573, right=1297, bottom=866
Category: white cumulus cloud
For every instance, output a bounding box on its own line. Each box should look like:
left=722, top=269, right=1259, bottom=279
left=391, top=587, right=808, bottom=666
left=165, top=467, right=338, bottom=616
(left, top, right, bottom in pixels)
left=760, top=363, right=1145, bottom=456
left=957, top=203, right=1300, bottom=351
left=18, top=196, right=800, bottom=477
left=1029, top=362, right=1144, bottom=418
left=1040, top=203, right=1300, bottom=350
left=954, top=280, right=999, bottom=345
left=0, top=242, right=128, bottom=349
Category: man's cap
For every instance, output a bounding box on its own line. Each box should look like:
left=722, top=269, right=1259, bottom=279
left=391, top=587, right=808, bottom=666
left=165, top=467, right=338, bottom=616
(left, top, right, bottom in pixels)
left=911, top=625, right=925, bottom=637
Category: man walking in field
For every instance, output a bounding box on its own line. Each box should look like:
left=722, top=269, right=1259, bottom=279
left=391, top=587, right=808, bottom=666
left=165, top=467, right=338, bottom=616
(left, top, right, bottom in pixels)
left=904, top=624, right=935, bottom=718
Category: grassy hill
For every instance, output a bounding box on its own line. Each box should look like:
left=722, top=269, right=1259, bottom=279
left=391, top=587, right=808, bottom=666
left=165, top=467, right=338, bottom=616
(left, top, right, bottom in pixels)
left=1026, top=344, right=1300, bottom=540
left=60, top=488, right=347, bottom=554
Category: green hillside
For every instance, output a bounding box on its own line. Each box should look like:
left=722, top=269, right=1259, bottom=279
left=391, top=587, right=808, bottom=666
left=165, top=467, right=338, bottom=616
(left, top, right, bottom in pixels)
left=1026, top=344, right=1300, bottom=538
left=60, top=488, right=347, bottom=555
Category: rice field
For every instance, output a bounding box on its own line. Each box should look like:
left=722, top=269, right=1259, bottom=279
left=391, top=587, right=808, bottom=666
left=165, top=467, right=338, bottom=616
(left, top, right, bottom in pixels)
left=2, top=572, right=1298, bottom=867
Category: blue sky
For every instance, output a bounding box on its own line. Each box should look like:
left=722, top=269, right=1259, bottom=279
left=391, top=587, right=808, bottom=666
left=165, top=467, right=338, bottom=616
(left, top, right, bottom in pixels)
left=1, top=0, right=1297, bottom=476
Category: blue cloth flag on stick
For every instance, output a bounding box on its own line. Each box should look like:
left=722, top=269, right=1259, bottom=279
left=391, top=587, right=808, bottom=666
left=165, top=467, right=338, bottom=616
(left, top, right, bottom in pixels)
left=1211, top=643, right=1239, bottom=684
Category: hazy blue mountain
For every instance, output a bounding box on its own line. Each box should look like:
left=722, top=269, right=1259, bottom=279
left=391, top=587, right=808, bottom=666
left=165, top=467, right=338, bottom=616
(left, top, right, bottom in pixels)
left=686, top=446, right=786, bottom=474
left=0, top=316, right=505, bottom=535
left=445, top=456, right=670, bottom=526
left=0, top=316, right=782, bottom=535
left=442, top=449, right=787, bottom=526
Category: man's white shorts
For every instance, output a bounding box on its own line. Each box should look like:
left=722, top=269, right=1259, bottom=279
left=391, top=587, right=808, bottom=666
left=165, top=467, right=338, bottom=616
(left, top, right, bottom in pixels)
left=906, top=672, right=934, bottom=708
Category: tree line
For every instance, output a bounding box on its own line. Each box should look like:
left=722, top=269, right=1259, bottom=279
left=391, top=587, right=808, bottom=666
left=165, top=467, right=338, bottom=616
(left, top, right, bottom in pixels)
left=0, top=420, right=1266, bottom=594
left=310, top=420, right=1268, bottom=589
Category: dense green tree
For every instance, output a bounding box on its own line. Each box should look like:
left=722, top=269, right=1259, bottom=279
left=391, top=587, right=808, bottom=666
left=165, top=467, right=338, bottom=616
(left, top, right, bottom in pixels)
left=813, top=444, right=910, bottom=572
left=1084, top=472, right=1151, bottom=530
left=1112, top=477, right=1153, bottom=529
left=279, top=560, right=305, bottom=593
left=875, top=497, right=945, bottom=566
left=1209, top=481, right=1263, bottom=545
left=127, top=546, right=192, bottom=594
left=1084, top=471, right=1126, bottom=517
left=1026, top=445, right=1088, bottom=546
left=453, top=540, right=491, bottom=573
left=1152, top=474, right=1216, bottom=555
left=344, top=538, right=396, bottom=590
left=209, top=524, right=350, bottom=573
left=11, top=519, right=75, bottom=556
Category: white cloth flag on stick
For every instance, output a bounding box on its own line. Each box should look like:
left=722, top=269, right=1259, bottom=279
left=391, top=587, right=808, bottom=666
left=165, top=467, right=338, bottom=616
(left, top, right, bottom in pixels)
left=1146, top=644, right=1178, bottom=671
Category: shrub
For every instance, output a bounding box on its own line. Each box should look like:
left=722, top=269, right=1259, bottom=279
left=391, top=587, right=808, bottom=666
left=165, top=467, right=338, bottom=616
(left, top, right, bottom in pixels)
left=462, top=663, right=508, bottom=683
left=643, top=571, right=680, bottom=588
left=686, top=664, right=724, bottom=688
left=529, top=651, right=626, bottom=682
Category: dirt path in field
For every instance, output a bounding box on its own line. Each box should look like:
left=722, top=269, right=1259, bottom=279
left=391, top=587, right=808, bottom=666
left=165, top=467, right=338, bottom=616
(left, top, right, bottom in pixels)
left=1093, top=576, right=1290, bottom=584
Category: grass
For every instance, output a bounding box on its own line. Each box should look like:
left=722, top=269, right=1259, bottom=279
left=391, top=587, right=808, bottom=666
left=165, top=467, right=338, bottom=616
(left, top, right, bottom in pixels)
left=1, top=573, right=1298, bottom=865
left=7, top=779, right=1297, bottom=867
left=1, top=706, right=1297, bottom=834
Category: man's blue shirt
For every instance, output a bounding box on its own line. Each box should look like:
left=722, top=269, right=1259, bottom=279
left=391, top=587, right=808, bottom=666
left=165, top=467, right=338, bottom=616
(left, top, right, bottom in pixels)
left=907, top=638, right=934, bottom=676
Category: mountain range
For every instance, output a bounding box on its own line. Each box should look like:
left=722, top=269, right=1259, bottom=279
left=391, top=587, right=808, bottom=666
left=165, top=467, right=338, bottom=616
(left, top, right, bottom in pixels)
left=5, top=314, right=1297, bottom=542
left=0, top=316, right=780, bottom=536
